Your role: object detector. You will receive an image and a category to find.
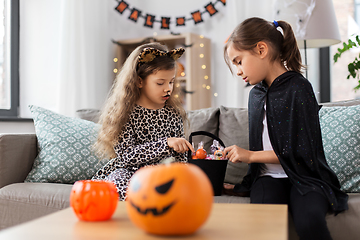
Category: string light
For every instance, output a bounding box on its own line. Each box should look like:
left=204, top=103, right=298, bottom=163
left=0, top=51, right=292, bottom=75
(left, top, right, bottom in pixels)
left=111, top=34, right=217, bottom=102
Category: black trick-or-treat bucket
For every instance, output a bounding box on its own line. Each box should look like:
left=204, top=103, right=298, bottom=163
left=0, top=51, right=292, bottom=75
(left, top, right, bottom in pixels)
left=188, top=131, right=228, bottom=196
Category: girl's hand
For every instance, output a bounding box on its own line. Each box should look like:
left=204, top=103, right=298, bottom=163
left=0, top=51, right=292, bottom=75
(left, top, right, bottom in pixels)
left=224, top=145, right=251, bottom=163
left=167, top=138, right=195, bottom=153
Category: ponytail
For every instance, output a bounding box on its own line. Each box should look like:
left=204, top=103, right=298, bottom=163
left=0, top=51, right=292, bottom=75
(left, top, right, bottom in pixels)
left=224, top=17, right=304, bottom=73
left=277, top=20, right=304, bottom=73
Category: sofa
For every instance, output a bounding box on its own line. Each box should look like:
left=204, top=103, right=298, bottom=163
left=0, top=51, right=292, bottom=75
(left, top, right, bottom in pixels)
left=1, top=100, right=360, bottom=240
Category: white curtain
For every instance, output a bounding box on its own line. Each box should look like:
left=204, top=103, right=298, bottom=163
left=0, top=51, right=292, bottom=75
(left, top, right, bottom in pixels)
left=57, top=0, right=113, bottom=117
left=20, top=0, right=113, bottom=118
left=19, top=0, right=276, bottom=119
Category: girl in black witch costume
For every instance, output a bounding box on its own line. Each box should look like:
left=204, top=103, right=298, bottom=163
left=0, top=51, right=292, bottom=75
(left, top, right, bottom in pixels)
left=223, top=17, right=348, bottom=240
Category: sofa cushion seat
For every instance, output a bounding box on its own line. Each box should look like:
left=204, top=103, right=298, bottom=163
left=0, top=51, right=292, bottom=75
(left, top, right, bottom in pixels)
left=214, top=195, right=250, bottom=204
left=0, top=183, right=72, bottom=229
left=326, top=193, right=360, bottom=240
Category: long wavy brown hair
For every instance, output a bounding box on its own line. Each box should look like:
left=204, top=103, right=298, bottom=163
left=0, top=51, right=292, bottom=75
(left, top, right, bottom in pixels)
left=94, top=42, right=187, bottom=159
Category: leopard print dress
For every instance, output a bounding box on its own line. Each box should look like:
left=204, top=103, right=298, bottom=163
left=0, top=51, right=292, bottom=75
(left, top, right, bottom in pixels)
left=92, top=105, right=187, bottom=200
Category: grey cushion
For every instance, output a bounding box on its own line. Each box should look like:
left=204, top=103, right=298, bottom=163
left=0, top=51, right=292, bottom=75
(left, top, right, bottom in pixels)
left=186, top=107, right=220, bottom=151
left=0, top=134, right=37, bottom=188
left=218, top=106, right=249, bottom=185
left=321, top=99, right=360, bottom=107
left=214, top=195, right=250, bottom=204
left=0, top=183, right=72, bottom=230
left=326, top=193, right=360, bottom=240
left=76, top=109, right=101, bottom=123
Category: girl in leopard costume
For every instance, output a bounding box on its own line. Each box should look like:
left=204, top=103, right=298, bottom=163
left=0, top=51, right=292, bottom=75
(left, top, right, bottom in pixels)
left=92, top=42, right=194, bottom=200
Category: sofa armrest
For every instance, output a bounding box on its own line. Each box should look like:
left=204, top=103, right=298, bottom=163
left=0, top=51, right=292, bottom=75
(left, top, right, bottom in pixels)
left=0, top=134, right=38, bottom=188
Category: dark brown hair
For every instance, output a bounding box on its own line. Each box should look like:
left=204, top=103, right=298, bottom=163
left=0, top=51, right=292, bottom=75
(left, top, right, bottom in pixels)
left=224, top=17, right=304, bottom=73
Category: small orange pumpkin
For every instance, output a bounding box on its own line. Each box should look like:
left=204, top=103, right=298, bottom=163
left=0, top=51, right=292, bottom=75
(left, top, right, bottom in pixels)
left=70, top=180, right=118, bottom=221
left=126, top=162, right=213, bottom=236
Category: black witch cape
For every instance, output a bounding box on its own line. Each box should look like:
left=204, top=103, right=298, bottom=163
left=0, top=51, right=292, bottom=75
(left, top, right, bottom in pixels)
left=235, top=71, right=348, bottom=214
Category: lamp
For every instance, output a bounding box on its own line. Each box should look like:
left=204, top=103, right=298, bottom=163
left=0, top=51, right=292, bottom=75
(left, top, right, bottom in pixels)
left=274, top=0, right=341, bottom=78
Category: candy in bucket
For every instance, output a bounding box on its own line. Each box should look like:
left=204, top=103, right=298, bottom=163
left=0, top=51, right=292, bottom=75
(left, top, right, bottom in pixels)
left=191, top=139, right=226, bottom=160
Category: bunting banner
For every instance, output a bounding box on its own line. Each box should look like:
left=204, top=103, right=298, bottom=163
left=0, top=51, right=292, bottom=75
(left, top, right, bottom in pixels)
left=115, top=0, right=226, bottom=30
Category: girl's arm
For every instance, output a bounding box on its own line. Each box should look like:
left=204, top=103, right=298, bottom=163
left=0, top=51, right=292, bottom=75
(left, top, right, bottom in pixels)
left=224, top=145, right=279, bottom=164
left=167, top=138, right=194, bottom=153
left=167, top=117, right=194, bottom=162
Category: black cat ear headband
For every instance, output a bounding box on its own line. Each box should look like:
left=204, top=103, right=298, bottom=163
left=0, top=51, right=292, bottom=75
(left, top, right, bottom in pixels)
left=137, top=47, right=185, bottom=67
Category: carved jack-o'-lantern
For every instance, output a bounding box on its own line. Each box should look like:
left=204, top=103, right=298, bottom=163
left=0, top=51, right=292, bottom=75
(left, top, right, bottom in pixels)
left=70, top=180, right=118, bottom=221
left=126, top=162, right=213, bottom=236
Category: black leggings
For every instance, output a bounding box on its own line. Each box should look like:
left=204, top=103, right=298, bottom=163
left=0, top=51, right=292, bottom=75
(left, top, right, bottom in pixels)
left=250, top=176, right=332, bottom=240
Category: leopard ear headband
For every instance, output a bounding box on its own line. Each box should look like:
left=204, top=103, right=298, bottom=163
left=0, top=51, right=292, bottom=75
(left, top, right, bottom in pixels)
left=137, top=47, right=185, bottom=67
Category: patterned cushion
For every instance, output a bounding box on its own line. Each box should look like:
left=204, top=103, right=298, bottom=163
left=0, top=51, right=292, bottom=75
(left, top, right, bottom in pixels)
left=319, top=105, right=360, bottom=192
left=25, top=105, right=107, bottom=184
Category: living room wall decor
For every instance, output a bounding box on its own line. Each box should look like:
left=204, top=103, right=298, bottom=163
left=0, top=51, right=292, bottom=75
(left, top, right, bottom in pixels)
left=114, top=0, right=226, bottom=30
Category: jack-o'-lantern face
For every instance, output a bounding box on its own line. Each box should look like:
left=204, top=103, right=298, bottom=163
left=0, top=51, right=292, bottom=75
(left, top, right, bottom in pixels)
left=125, top=162, right=213, bottom=236
left=129, top=176, right=176, bottom=216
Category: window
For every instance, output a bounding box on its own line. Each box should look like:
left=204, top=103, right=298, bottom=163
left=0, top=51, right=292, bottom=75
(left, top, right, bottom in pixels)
left=330, top=0, right=360, bottom=102
left=0, top=0, right=19, bottom=117
left=355, top=0, right=360, bottom=24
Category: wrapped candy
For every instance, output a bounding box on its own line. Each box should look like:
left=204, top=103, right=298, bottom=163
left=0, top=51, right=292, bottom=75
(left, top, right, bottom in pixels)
left=211, top=140, right=225, bottom=160
left=191, top=142, right=197, bottom=159
left=214, top=149, right=224, bottom=160
left=191, top=140, right=226, bottom=160
left=195, top=141, right=207, bottom=159
left=210, top=140, right=220, bottom=154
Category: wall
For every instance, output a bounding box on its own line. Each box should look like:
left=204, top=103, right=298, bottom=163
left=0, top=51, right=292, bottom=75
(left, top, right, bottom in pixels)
left=107, top=0, right=275, bottom=108
left=17, top=0, right=276, bottom=119
left=1, top=0, right=323, bottom=133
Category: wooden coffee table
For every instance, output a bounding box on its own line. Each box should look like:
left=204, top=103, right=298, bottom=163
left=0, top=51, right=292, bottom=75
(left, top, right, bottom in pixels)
left=0, top=202, right=288, bottom=240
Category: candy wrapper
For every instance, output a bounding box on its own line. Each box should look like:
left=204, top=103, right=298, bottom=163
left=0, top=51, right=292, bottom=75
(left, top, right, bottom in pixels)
left=210, top=139, right=225, bottom=160
left=210, top=140, right=220, bottom=154
left=192, top=140, right=226, bottom=160
left=195, top=141, right=207, bottom=159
